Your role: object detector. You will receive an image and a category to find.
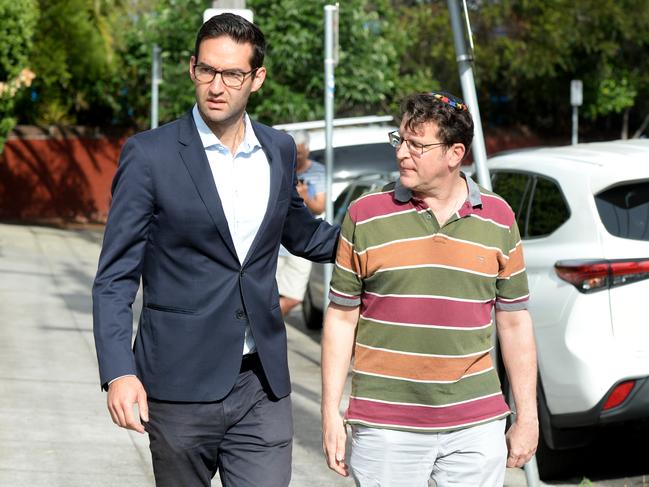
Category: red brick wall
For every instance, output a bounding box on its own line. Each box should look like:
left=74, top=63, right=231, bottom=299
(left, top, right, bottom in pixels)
left=0, top=126, right=128, bottom=223
left=0, top=124, right=548, bottom=223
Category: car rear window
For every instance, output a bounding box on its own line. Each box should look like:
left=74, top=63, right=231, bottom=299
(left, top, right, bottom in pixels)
left=595, top=181, right=649, bottom=241
left=311, top=143, right=396, bottom=176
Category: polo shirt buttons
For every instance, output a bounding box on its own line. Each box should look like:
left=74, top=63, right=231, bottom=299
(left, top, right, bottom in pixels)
left=424, top=212, right=433, bottom=219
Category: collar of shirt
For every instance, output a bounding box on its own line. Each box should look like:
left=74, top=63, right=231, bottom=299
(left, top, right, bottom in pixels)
left=192, top=104, right=262, bottom=156
left=394, top=171, right=483, bottom=213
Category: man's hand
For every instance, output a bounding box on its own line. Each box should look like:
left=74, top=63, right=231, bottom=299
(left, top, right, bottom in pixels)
left=107, top=376, right=149, bottom=434
left=322, top=409, right=349, bottom=477
left=296, top=180, right=308, bottom=201
left=505, top=417, right=539, bottom=468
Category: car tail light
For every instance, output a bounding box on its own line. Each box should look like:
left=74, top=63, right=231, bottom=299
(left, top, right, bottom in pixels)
left=602, top=380, right=636, bottom=410
left=554, top=258, right=649, bottom=293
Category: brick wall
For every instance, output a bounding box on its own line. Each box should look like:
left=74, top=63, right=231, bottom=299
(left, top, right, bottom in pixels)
left=0, top=124, right=548, bottom=223
left=0, top=126, right=128, bottom=223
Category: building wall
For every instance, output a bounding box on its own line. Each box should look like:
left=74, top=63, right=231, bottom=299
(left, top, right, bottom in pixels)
left=0, top=126, right=128, bottom=223
left=0, top=124, right=546, bottom=223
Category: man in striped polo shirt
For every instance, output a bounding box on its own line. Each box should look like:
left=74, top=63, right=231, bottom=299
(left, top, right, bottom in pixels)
left=321, top=91, right=538, bottom=486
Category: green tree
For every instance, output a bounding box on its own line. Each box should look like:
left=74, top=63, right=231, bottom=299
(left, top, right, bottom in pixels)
left=116, top=0, right=206, bottom=128
left=469, top=0, right=649, bottom=137
left=116, top=0, right=401, bottom=128
left=389, top=0, right=649, bottom=139
left=0, top=0, right=38, bottom=152
left=248, top=0, right=400, bottom=123
left=17, top=0, right=121, bottom=125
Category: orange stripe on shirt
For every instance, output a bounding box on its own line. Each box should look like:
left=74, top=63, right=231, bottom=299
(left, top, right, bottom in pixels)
left=354, top=344, right=494, bottom=382
left=500, top=243, right=525, bottom=278
left=361, top=236, right=501, bottom=276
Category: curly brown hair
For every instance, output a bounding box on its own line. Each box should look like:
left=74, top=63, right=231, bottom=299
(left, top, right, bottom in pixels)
left=400, top=92, right=474, bottom=157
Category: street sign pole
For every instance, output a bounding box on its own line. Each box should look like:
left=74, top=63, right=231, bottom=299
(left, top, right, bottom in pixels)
left=447, top=0, right=490, bottom=190
left=151, top=44, right=162, bottom=129
left=571, top=80, right=583, bottom=145
left=323, top=4, right=339, bottom=310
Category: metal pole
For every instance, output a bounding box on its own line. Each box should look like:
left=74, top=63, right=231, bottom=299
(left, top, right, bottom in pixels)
left=447, top=2, right=544, bottom=486
left=572, top=106, right=578, bottom=145
left=323, top=4, right=337, bottom=309
left=447, top=0, right=490, bottom=190
left=151, top=44, right=161, bottom=129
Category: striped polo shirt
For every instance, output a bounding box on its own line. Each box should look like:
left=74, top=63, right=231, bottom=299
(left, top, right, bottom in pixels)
left=329, top=172, right=529, bottom=433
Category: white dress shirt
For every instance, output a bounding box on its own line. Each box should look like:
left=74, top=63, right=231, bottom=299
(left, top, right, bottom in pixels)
left=193, top=105, right=270, bottom=355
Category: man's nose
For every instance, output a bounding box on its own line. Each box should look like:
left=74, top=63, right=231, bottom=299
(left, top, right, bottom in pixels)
left=208, top=72, right=225, bottom=92
left=396, top=141, right=410, bottom=161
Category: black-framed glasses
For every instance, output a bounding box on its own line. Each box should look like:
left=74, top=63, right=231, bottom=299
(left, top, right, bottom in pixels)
left=388, top=130, right=447, bottom=156
left=193, top=63, right=258, bottom=88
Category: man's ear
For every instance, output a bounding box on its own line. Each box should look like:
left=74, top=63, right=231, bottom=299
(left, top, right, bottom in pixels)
left=447, top=143, right=466, bottom=170
left=250, top=67, right=267, bottom=93
left=189, top=56, right=196, bottom=81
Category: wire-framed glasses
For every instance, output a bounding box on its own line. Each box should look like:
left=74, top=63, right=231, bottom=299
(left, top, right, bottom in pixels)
left=388, top=130, right=447, bottom=156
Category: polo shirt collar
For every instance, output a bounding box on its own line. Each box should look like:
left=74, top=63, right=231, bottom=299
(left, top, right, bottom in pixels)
left=394, top=171, right=483, bottom=208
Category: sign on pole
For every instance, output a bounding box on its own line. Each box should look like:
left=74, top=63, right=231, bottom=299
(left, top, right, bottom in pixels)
left=571, top=80, right=582, bottom=145
left=570, top=80, right=583, bottom=107
left=203, top=8, right=253, bottom=23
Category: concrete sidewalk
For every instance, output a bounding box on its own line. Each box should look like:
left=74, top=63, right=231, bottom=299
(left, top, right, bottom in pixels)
left=0, top=222, right=353, bottom=486
left=0, top=222, right=549, bottom=486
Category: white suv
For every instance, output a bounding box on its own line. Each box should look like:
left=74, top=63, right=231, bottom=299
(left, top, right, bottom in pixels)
left=488, top=139, right=649, bottom=479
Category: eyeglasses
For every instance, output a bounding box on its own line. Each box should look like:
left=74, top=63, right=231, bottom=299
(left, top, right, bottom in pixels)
left=388, top=130, right=447, bottom=156
left=193, top=63, right=258, bottom=88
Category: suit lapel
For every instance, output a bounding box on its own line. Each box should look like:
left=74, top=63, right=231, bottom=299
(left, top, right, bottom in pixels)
left=177, top=112, right=238, bottom=262
left=242, top=121, right=285, bottom=267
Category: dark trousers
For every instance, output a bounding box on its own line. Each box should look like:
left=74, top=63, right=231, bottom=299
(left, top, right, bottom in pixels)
left=144, top=365, right=293, bottom=487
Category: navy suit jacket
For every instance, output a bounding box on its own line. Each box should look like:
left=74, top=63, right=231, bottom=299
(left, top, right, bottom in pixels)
left=92, top=111, right=339, bottom=402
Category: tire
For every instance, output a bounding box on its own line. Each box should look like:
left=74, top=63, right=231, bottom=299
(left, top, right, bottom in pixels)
left=535, top=379, right=585, bottom=480
left=302, top=287, right=323, bottom=330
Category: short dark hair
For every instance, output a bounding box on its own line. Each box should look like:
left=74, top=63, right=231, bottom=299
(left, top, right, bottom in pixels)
left=400, top=91, right=474, bottom=154
left=194, top=13, right=266, bottom=69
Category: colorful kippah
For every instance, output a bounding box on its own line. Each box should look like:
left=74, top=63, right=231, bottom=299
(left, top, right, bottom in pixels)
left=430, top=91, right=469, bottom=111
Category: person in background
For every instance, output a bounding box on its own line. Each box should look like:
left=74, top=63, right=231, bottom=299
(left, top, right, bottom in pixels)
left=276, top=129, right=326, bottom=317
left=321, top=91, right=538, bottom=486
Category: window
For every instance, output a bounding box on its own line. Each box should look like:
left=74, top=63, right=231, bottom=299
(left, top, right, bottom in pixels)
left=595, top=181, right=649, bottom=241
left=333, top=183, right=375, bottom=223
left=527, top=176, right=570, bottom=237
left=492, top=171, right=570, bottom=238
left=491, top=172, right=531, bottom=231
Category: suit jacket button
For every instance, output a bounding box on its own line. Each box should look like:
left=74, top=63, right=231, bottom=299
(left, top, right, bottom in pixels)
left=235, top=309, right=245, bottom=320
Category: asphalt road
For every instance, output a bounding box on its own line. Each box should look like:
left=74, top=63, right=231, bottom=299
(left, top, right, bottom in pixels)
left=0, top=223, right=646, bottom=486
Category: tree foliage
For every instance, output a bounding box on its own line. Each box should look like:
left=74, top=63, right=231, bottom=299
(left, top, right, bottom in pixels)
left=3, top=0, right=649, bottom=140
left=16, top=0, right=123, bottom=125
left=247, top=0, right=399, bottom=123
left=0, top=0, right=38, bottom=151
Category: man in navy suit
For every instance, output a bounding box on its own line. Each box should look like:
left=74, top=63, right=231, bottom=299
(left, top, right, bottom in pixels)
left=92, top=13, right=338, bottom=487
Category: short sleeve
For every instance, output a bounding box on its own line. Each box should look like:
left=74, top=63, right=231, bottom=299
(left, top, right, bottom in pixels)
left=495, top=220, right=530, bottom=311
left=328, top=210, right=363, bottom=307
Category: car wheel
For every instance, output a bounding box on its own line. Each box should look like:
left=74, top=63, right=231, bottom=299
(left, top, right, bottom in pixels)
left=302, top=286, right=323, bottom=330
left=535, top=382, right=593, bottom=481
